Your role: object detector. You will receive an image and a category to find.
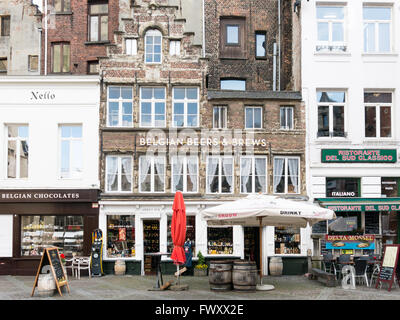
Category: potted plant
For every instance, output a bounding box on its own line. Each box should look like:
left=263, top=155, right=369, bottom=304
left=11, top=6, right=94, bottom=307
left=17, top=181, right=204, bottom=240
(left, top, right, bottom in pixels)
left=194, top=251, right=208, bottom=276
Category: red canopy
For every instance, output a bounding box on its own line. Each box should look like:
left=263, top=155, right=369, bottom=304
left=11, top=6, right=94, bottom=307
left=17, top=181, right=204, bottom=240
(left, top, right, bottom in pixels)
left=170, top=191, right=186, bottom=265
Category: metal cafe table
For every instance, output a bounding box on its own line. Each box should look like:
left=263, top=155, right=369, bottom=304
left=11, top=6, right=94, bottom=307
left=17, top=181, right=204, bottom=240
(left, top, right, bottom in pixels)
left=144, top=252, right=170, bottom=290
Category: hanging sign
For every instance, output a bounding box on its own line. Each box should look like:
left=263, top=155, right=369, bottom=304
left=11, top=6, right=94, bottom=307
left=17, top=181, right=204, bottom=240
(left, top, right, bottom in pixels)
left=376, top=244, right=400, bottom=292
left=31, top=247, right=70, bottom=297
left=325, top=235, right=375, bottom=250
left=321, top=149, right=397, bottom=163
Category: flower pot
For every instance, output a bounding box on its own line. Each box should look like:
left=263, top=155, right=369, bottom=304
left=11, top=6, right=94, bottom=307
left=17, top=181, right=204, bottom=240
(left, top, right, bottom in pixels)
left=194, top=268, right=207, bottom=276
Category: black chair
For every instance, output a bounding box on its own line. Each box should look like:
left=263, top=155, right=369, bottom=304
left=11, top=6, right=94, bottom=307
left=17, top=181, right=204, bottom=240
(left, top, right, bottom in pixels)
left=336, top=254, right=351, bottom=279
left=322, top=253, right=336, bottom=277
left=354, top=258, right=369, bottom=287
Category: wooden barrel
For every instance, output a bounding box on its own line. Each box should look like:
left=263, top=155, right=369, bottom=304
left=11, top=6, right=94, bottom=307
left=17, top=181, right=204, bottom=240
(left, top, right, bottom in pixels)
left=232, top=260, right=257, bottom=291
left=37, top=274, right=56, bottom=297
left=269, top=257, right=283, bottom=276
left=209, top=260, right=233, bottom=291
left=114, top=260, right=126, bottom=275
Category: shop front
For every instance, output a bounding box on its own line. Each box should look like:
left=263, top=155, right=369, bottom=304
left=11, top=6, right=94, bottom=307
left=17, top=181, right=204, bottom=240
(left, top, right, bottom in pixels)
left=0, top=189, right=99, bottom=275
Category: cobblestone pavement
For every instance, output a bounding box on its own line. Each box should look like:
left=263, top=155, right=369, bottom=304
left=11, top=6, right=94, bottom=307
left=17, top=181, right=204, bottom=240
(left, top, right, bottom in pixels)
left=0, top=274, right=400, bottom=300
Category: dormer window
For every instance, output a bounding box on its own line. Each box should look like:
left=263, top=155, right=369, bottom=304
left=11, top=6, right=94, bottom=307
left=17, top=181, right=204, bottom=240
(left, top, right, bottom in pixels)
left=145, top=29, right=162, bottom=64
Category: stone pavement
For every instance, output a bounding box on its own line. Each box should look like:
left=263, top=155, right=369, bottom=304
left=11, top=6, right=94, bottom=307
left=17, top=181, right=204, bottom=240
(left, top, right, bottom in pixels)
left=1, top=274, right=400, bottom=300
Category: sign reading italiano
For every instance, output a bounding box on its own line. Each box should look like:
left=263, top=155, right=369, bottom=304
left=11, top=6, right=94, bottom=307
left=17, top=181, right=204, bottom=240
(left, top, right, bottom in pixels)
left=321, top=149, right=397, bottom=163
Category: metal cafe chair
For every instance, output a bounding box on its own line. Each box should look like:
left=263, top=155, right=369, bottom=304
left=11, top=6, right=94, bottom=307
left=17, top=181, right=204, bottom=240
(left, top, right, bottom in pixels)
left=370, top=262, right=381, bottom=287
left=322, top=253, right=337, bottom=277
left=75, top=257, right=91, bottom=279
left=64, top=257, right=76, bottom=278
left=336, top=254, right=351, bottom=279
left=354, top=258, right=369, bottom=287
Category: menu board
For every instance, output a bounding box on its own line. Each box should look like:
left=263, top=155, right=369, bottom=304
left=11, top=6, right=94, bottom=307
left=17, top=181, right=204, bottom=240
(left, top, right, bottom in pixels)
left=31, top=247, right=70, bottom=297
left=376, top=244, right=400, bottom=292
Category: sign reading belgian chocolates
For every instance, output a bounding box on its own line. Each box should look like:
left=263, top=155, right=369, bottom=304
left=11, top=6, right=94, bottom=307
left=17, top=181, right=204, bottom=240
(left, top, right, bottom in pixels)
left=321, top=149, right=397, bottom=163
left=0, top=189, right=98, bottom=202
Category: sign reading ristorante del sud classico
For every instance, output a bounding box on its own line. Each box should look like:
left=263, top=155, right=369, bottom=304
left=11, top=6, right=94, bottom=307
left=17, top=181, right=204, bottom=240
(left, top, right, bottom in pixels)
left=322, top=149, right=397, bottom=163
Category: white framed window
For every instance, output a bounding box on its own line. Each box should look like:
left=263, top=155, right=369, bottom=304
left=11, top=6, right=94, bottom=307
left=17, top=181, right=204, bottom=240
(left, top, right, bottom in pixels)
left=364, top=92, right=392, bottom=138
left=206, top=156, right=234, bottom=194
left=316, top=5, right=346, bottom=52
left=125, top=38, right=137, bottom=55
left=240, top=156, right=267, bottom=194
left=139, top=156, right=165, bottom=193
left=145, top=29, right=162, bottom=63
left=273, top=156, right=300, bottom=194
left=106, top=155, right=133, bottom=192
left=107, top=86, right=133, bottom=127
left=172, top=87, right=199, bottom=127
left=171, top=156, right=198, bottom=193
left=213, top=106, right=228, bottom=129
left=59, top=125, right=83, bottom=179
left=6, top=124, right=29, bottom=179
left=245, top=106, right=262, bottom=129
left=317, top=91, right=345, bottom=138
left=363, top=6, right=392, bottom=53
left=220, top=79, right=246, bottom=91
left=170, top=40, right=181, bottom=56
left=280, top=106, right=294, bottom=130
left=140, top=87, right=166, bottom=127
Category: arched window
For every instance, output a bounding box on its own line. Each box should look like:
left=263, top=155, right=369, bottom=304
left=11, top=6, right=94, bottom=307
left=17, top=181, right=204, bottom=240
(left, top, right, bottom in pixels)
left=145, top=29, right=162, bottom=63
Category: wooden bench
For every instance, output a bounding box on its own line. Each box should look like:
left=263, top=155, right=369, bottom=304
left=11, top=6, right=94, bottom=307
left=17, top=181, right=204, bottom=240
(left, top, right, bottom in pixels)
left=309, top=268, right=336, bottom=287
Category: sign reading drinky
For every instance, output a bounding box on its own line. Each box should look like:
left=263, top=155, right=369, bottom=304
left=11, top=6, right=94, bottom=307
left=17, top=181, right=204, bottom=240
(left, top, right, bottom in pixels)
left=321, top=149, right=397, bottom=163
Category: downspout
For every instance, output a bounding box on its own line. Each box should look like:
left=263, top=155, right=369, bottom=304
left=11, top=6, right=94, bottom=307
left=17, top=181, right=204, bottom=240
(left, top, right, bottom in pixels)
left=273, top=43, right=277, bottom=91
left=202, top=0, right=206, bottom=58
left=44, top=0, right=48, bottom=75
left=38, top=27, right=42, bottom=75
left=277, top=0, right=281, bottom=91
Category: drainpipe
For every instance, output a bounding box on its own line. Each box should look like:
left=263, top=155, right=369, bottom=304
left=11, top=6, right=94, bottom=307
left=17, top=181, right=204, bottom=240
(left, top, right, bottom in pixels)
left=277, top=0, right=281, bottom=91
left=202, top=0, right=206, bottom=58
left=44, top=0, right=48, bottom=75
left=273, top=43, right=277, bottom=91
left=38, top=27, right=42, bottom=75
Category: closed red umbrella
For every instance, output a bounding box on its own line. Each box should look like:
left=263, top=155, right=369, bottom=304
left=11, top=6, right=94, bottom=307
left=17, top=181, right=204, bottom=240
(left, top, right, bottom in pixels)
left=170, top=191, right=186, bottom=266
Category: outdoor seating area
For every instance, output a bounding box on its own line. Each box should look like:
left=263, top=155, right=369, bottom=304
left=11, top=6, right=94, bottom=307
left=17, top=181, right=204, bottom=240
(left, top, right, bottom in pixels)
left=321, top=253, right=382, bottom=287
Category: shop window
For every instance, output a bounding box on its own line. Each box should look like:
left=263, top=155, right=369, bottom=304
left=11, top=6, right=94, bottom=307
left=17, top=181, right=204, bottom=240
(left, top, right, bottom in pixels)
left=245, top=107, right=262, bottom=129
left=220, top=17, right=246, bottom=58
left=255, top=31, right=266, bottom=58
left=125, top=38, right=137, bottom=55
left=317, top=91, right=345, bottom=138
left=207, top=226, right=233, bottom=255
left=167, top=215, right=195, bottom=255
left=220, top=79, right=246, bottom=91
left=365, top=212, right=379, bottom=234
left=206, top=156, right=234, bottom=194
left=21, top=216, right=84, bottom=257
left=363, top=6, right=392, bottom=53
left=106, top=155, right=132, bottom=192
left=364, top=92, right=392, bottom=138
left=7, top=124, right=29, bottom=179
left=280, top=106, right=294, bottom=130
left=28, top=55, right=39, bottom=72
left=213, top=106, right=227, bottom=129
left=0, top=57, right=7, bottom=73
left=139, top=156, right=165, bottom=193
left=170, top=40, right=181, bottom=56
left=54, top=0, right=71, bottom=13
left=172, top=87, right=199, bottom=128
left=316, top=6, right=346, bottom=52
left=326, top=178, right=359, bottom=197
left=328, top=212, right=361, bottom=235
left=140, top=87, right=166, bottom=127
left=381, top=177, right=399, bottom=197
left=59, top=125, right=83, bottom=179
left=145, top=29, right=162, bottom=64
left=275, top=227, right=301, bottom=254
left=106, top=215, right=135, bottom=258
left=240, top=156, right=267, bottom=193
left=273, top=157, right=300, bottom=194
left=52, top=42, right=70, bottom=73
left=107, top=86, right=133, bottom=127
left=0, top=16, right=10, bottom=36
left=171, top=156, right=198, bottom=193
left=88, top=1, right=108, bottom=42
left=143, top=220, right=159, bottom=253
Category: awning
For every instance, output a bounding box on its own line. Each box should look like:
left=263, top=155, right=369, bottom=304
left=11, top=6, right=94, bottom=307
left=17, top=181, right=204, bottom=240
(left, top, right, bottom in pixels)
left=316, top=198, right=400, bottom=212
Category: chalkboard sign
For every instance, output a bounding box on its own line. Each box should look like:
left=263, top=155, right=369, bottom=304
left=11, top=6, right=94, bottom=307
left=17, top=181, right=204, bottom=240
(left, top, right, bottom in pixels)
left=31, top=247, right=70, bottom=297
left=376, top=244, right=400, bottom=292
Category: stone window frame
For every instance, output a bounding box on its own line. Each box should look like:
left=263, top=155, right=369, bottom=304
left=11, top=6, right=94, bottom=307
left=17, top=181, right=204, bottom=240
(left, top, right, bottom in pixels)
left=239, top=155, right=268, bottom=194
left=364, top=91, right=393, bottom=139
left=139, top=86, right=166, bottom=128
left=169, top=40, right=181, bottom=56
left=144, top=29, right=163, bottom=64
left=107, top=86, right=134, bottom=127
left=171, top=155, right=199, bottom=194
left=244, top=106, right=263, bottom=129
left=138, top=155, right=166, bottom=193
left=172, top=87, right=200, bottom=128
left=105, top=155, right=133, bottom=193
left=125, top=38, right=137, bottom=56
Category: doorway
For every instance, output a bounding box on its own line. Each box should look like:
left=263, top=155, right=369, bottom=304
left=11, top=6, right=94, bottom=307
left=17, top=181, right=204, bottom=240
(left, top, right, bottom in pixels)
left=143, top=220, right=160, bottom=275
left=244, top=227, right=260, bottom=271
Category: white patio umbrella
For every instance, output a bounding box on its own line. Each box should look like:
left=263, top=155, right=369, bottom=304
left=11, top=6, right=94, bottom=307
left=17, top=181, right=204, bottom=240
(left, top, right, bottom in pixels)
left=202, top=194, right=336, bottom=289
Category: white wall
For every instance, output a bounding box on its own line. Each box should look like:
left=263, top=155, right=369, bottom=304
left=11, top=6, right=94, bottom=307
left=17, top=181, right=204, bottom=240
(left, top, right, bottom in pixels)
left=0, top=76, right=100, bottom=190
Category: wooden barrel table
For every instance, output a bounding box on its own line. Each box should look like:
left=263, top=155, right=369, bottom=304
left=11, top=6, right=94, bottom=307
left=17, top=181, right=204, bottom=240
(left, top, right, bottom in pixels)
left=209, top=260, right=233, bottom=291
left=232, top=260, right=257, bottom=291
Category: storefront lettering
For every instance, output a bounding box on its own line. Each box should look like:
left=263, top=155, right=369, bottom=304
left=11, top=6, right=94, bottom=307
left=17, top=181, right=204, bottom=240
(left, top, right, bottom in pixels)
left=322, top=149, right=397, bottom=163
left=30, top=91, right=56, bottom=101
left=331, top=191, right=355, bottom=197
left=1, top=192, right=80, bottom=200
left=280, top=211, right=301, bottom=215
left=139, top=137, right=267, bottom=147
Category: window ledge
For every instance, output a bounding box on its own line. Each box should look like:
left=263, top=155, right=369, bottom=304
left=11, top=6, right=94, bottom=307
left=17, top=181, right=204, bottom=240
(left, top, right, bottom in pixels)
left=362, top=53, right=398, bottom=57
left=84, top=41, right=111, bottom=45
left=314, top=52, right=351, bottom=57
left=55, top=12, right=73, bottom=15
